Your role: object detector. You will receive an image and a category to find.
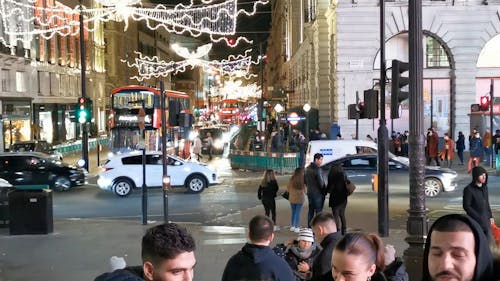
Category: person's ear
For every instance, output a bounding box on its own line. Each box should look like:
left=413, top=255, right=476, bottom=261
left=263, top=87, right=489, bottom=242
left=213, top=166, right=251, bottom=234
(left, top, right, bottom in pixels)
left=143, top=261, right=155, bottom=281
left=270, top=232, right=275, bottom=242
left=367, top=263, right=376, bottom=277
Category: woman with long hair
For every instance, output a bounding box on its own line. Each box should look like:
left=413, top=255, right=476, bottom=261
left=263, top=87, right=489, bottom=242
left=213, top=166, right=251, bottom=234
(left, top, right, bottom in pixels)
left=287, top=168, right=306, bottom=232
left=331, top=232, right=387, bottom=281
left=327, top=164, right=348, bottom=235
left=257, top=169, right=279, bottom=224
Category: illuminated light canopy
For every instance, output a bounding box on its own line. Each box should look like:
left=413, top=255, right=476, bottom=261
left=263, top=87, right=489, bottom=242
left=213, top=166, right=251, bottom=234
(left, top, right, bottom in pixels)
left=0, top=0, right=269, bottom=47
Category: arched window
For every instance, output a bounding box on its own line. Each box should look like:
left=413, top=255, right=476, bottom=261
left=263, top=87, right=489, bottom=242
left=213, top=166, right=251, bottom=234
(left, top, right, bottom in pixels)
left=425, top=36, right=450, bottom=68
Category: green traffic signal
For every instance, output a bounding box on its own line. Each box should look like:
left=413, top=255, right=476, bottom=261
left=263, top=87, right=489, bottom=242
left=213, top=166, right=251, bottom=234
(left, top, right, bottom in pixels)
left=76, top=97, right=91, bottom=124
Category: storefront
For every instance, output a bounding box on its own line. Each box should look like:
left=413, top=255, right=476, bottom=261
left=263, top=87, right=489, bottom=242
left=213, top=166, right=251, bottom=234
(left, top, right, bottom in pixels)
left=1, top=99, right=32, bottom=150
left=33, top=103, right=76, bottom=145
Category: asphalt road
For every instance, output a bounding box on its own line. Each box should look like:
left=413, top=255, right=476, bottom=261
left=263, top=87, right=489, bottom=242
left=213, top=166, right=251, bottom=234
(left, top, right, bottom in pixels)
left=51, top=157, right=500, bottom=228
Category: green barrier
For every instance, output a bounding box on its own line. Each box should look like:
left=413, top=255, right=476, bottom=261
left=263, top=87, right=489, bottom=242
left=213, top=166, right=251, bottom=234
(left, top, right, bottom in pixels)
left=229, top=151, right=299, bottom=173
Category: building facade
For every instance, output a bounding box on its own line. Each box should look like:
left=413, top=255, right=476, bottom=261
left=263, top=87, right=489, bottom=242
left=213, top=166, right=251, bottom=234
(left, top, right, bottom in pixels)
left=268, top=0, right=500, bottom=140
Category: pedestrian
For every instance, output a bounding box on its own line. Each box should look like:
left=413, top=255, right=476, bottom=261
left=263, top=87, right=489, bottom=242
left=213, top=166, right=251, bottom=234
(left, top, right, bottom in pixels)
left=310, top=212, right=343, bottom=281
left=221, top=215, right=295, bottom=281
left=293, top=129, right=307, bottom=168
left=192, top=133, right=203, bottom=161
left=401, top=131, right=409, bottom=157
left=456, top=131, right=465, bottom=165
left=304, top=153, right=326, bottom=227
left=326, top=164, right=349, bottom=235
left=426, top=128, right=440, bottom=166
left=284, top=228, right=321, bottom=281
left=421, top=214, right=495, bottom=281
left=94, top=223, right=196, bottom=281
left=440, top=132, right=454, bottom=168
left=287, top=167, right=306, bottom=232
left=493, top=129, right=500, bottom=161
left=483, top=128, right=492, bottom=165
left=383, top=244, right=408, bottom=281
left=257, top=169, right=279, bottom=225
left=463, top=166, right=495, bottom=239
left=468, top=128, right=478, bottom=150
left=468, top=131, right=482, bottom=173
left=331, top=232, right=387, bottom=281
left=204, top=132, right=213, bottom=160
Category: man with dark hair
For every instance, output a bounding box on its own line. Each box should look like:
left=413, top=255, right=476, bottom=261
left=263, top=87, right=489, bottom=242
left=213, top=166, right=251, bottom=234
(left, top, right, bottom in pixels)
left=305, top=153, right=326, bottom=227
left=463, top=166, right=495, bottom=238
left=310, top=212, right=342, bottom=281
left=221, top=215, right=295, bottom=281
left=95, top=223, right=196, bottom=281
left=422, top=214, right=495, bottom=281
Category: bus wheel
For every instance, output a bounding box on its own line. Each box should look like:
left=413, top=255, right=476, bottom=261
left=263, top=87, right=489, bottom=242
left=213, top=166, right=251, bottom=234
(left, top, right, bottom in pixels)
left=185, top=175, right=206, bottom=193
left=113, top=178, right=134, bottom=197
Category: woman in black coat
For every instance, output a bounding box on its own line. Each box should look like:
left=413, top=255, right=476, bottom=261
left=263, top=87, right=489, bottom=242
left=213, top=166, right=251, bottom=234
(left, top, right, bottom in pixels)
left=258, top=169, right=279, bottom=224
left=327, top=164, right=348, bottom=235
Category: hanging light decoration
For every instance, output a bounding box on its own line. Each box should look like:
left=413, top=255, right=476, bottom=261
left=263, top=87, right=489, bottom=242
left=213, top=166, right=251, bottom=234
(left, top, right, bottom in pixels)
left=95, top=0, right=141, bottom=7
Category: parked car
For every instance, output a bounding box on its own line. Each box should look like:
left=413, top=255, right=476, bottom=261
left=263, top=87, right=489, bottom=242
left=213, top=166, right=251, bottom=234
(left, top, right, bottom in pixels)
left=10, top=140, right=63, bottom=161
left=0, top=152, right=86, bottom=191
left=320, top=154, right=457, bottom=197
left=97, top=151, right=219, bottom=196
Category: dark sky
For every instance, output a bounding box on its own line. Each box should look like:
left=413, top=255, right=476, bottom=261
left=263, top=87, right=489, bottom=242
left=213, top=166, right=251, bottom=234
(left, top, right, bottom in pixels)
left=147, top=0, right=272, bottom=60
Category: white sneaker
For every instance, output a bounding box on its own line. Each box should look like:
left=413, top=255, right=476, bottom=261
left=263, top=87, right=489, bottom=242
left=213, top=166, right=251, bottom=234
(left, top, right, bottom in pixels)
left=290, top=226, right=296, bottom=232
left=294, top=228, right=300, bottom=233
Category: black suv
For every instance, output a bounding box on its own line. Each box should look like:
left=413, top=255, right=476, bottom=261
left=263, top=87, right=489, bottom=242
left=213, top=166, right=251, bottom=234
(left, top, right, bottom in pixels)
left=10, top=141, right=63, bottom=161
left=0, top=152, right=86, bottom=191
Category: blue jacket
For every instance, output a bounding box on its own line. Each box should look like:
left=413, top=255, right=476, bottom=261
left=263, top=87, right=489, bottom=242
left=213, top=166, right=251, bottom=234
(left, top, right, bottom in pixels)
left=470, top=137, right=483, bottom=157
left=222, top=243, right=295, bottom=281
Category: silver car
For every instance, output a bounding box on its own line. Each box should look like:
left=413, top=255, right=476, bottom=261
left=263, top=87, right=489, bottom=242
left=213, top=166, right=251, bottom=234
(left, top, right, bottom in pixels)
left=320, top=154, right=457, bottom=197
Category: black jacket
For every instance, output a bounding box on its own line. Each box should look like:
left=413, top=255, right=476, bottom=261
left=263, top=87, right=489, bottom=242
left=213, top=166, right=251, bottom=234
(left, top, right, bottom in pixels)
left=94, top=266, right=144, bottom=281
left=422, top=214, right=495, bottom=281
left=463, top=166, right=492, bottom=235
left=258, top=180, right=279, bottom=202
left=222, top=243, right=295, bottom=281
left=305, top=163, right=325, bottom=196
left=311, top=232, right=343, bottom=281
left=383, top=258, right=408, bottom=281
left=327, top=171, right=348, bottom=208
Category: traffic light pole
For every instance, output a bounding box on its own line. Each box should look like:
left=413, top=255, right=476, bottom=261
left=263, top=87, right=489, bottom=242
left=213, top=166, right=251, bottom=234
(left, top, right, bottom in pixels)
left=377, top=0, right=389, bottom=237
left=404, top=0, right=428, bottom=280
left=160, top=81, right=169, bottom=223
left=79, top=0, right=89, bottom=171
left=355, top=91, right=359, bottom=140
left=490, top=80, right=494, bottom=168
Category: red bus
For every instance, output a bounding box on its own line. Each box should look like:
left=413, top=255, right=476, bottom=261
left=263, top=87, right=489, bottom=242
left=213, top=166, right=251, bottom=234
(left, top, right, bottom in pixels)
left=109, top=85, right=192, bottom=158
left=218, top=99, right=245, bottom=124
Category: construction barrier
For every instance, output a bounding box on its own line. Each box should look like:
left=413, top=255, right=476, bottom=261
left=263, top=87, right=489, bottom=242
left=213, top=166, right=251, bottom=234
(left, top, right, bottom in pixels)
left=229, top=150, right=299, bottom=174
left=54, top=137, right=109, bottom=156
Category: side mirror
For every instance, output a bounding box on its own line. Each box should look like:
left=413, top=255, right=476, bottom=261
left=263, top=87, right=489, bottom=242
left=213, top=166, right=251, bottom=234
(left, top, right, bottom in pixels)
left=174, top=161, right=182, bottom=166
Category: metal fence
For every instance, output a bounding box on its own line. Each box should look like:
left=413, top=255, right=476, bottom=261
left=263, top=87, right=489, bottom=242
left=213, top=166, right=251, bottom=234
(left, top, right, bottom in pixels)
left=229, top=150, right=299, bottom=174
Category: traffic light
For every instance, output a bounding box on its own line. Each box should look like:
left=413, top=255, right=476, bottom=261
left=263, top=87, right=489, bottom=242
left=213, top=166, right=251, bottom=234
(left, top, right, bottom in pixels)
left=357, top=101, right=366, bottom=119
left=76, top=97, right=92, bottom=124
left=228, top=38, right=236, bottom=46
left=391, top=59, right=409, bottom=119
left=480, top=95, right=490, bottom=111
left=363, top=89, right=378, bottom=119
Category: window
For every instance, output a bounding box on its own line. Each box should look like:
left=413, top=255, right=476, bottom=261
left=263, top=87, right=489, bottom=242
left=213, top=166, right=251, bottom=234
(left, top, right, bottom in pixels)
left=122, top=156, right=142, bottom=165
left=1, top=69, right=10, bottom=92
left=15, top=71, right=26, bottom=92
left=426, top=37, right=450, bottom=68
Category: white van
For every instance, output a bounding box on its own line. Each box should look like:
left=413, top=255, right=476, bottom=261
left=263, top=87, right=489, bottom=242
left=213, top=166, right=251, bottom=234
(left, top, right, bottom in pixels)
left=305, top=139, right=379, bottom=166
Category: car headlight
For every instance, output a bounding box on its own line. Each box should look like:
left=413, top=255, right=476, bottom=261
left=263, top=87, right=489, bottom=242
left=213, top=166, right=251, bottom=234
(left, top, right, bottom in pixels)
left=441, top=172, right=456, bottom=179
left=213, top=139, right=224, bottom=149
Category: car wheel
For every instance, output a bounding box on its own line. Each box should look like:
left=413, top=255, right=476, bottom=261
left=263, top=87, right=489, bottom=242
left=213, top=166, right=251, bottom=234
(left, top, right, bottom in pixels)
left=185, top=175, right=206, bottom=193
left=113, top=178, right=134, bottom=197
left=53, top=176, right=71, bottom=191
left=424, top=177, right=442, bottom=197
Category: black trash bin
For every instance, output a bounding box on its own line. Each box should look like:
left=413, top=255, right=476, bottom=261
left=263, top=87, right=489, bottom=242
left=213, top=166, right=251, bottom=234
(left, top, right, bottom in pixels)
left=8, top=189, right=53, bottom=235
left=0, top=186, right=14, bottom=228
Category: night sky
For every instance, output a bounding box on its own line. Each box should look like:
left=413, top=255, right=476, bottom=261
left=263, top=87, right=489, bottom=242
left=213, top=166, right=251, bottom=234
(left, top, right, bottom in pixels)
left=147, top=0, right=272, bottom=60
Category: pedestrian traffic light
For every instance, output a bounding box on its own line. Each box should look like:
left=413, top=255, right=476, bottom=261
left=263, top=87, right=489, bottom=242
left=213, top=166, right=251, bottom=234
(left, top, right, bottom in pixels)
left=391, top=59, right=409, bottom=119
left=363, top=89, right=378, bottom=119
left=76, top=97, right=92, bottom=124
left=348, top=104, right=358, bottom=119
left=480, top=95, right=490, bottom=111
left=357, top=101, right=366, bottom=119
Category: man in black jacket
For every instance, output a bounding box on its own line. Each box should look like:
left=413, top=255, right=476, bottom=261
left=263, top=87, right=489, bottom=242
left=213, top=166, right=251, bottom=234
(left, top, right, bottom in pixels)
left=222, top=215, right=295, bottom=281
left=310, top=212, right=343, bottom=281
left=94, top=223, right=196, bottom=281
left=422, top=214, right=495, bottom=281
left=305, top=153, right=326, bottom=227
left=463, top=166, right=495, bottom=239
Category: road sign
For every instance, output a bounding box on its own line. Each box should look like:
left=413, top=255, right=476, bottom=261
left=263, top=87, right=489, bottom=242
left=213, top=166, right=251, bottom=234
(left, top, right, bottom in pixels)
left=138, top=108, right=146, bottom=130
left=287, top=112, right=301, bottom=126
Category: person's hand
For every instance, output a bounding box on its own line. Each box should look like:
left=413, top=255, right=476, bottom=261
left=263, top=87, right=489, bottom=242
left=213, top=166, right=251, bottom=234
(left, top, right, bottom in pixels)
left=491, top=218, right=495, bottom=225
left=297, top=261, right=310, bottom=272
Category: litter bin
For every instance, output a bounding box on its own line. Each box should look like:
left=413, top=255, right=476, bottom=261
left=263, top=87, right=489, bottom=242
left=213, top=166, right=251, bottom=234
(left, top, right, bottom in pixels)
left=0, top=186, right=14, bottom=228
left=8, top=189, right=53, bottom=235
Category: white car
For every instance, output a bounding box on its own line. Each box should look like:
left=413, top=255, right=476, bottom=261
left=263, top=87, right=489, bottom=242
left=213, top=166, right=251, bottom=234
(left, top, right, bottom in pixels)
left=97, top=151, right=219, bottom=196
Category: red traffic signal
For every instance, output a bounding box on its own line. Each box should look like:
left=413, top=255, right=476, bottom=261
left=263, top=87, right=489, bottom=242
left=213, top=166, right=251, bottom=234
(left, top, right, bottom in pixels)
left=480, top=95, right=490, bottom=111
left=228, top=38, right=236, bottom=46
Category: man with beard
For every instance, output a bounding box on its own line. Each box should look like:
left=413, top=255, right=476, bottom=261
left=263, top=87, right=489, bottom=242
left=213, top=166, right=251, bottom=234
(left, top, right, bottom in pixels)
left=421, top=214, right=495, bottom=281
left=95, top=223, right=196, bottom=281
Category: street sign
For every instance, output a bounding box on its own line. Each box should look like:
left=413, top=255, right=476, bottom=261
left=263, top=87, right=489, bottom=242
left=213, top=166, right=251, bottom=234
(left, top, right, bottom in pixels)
left=138, top=108, right=146, bottom=130
left=287, top=112, right=302, bottom=126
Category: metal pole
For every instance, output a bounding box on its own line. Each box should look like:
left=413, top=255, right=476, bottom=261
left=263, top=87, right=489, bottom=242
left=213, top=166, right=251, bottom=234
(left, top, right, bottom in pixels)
left=490, top=80, right=494, bottom=168
left=404, top=0, right=428, bottom=279
left=259, top=42, right=264, bottom=132
left=160, top=81, right=169, bottom=222
left=356, top=91, right=359, bottom=140
left=305, top=111, right=309, bottom=141
left=79, top=0, right=89, bottom=171
left=141, top=100, right=147, bottom=225
left=377, top=0, right=389, bottom=237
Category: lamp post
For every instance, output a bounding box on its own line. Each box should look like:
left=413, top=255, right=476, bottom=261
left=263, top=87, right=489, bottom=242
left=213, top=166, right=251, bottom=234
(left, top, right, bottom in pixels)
left=274, top=103, right=284, bottom=153
left=79, top=0, right=89, bottom=171
left=303, top=103, right=311, bottom=141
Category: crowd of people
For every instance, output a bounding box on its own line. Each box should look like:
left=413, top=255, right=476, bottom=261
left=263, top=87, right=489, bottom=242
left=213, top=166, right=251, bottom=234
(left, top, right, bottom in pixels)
left=92, top=153, right=500, bottom=281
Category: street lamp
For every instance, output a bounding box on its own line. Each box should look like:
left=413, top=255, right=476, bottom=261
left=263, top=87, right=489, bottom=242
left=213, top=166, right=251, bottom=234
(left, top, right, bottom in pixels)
left=303, top=103, right=311, bottom=140
left=274, top=103, right=284, bottom=129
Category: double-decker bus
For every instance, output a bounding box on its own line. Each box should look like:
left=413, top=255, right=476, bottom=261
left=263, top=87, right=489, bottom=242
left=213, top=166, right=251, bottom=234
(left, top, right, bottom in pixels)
left=109, top=85, right=192, bottom=158
left=218, top=99, right=247, bottom=124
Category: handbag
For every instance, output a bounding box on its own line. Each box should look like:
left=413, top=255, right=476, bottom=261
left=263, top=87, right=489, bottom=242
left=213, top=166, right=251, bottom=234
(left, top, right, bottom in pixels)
left=282, top=191, right=290, bottom=200
left=491, top=222, right=500, bottom=245
left=346, top=180, right=356, bottom=196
